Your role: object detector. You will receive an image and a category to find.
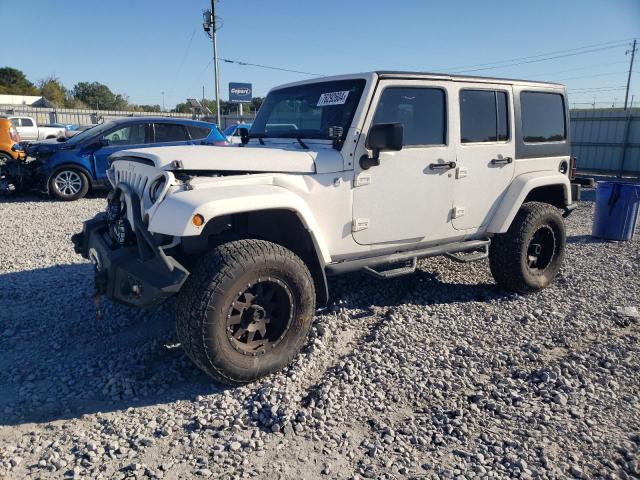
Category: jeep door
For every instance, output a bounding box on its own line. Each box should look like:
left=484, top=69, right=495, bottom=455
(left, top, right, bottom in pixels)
left=352, top=80, right=457, bottom=245
left=451, top=84, right=515, bottom=231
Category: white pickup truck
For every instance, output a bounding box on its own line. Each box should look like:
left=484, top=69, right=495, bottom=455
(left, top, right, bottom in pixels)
left=9, top=116, right=65, bottom=142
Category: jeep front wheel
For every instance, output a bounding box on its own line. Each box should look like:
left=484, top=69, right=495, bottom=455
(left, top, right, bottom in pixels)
left=176, top=239, right=316, bottom=385
left=489, top=201, right=566, bottom=294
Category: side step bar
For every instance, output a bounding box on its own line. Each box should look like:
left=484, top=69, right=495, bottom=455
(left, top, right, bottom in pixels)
left=444, top=243, right=489, bottom=263
left=363, top=257, right=418, bottom=279
left=326, top=239, right=491, bottom=276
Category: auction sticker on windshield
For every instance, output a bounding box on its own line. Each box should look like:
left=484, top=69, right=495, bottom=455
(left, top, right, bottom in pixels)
left=317, top=91, right=350, bottom=107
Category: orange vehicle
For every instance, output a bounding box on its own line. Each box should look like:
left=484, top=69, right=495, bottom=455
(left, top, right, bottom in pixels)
left=0, top=116, right=26, bottom=163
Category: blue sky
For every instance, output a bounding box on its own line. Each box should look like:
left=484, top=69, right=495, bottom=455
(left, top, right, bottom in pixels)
left=1, top=0, right=639, bottom=109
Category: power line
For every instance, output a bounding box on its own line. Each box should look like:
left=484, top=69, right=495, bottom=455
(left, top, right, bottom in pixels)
left=525, top=60, right=628, bottom=79
left=569, top=86, right=627, bottom=93
left=167, top=28, right=197, bottom=98
left=454, top=43, right=630, bottom=74
left=220, top=58, right=322, bottom=76
left=435, top=38, right=633, bottom=73
left=554, top=70, right=637, bottom=81
left=183, top=58, right=214, bottom=100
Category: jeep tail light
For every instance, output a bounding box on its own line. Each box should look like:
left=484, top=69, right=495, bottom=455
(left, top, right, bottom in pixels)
left=569, top=157, right=577, bottom=180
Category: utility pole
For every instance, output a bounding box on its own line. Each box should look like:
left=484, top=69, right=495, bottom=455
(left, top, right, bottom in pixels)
left=161, top=91, right=165, bottom=112
left=624, top=39, right=637, bottom=111
left=203, top=1, right=222, bottom=126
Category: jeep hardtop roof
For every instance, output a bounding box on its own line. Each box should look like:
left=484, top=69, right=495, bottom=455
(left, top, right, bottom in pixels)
left=274, top=71, right=564, bottom=91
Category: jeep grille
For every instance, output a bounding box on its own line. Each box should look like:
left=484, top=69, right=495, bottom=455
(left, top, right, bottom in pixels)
left=114, top=168, right=149, bottom=198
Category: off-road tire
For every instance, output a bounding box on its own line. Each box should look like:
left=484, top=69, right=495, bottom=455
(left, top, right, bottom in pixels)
left=0, top=152, right=12, bottom=165
left=176, top=239, right=316, bottom=385
left=49, top=168, right=89, bottom=201
left=489, top=201, right=566, bottom=294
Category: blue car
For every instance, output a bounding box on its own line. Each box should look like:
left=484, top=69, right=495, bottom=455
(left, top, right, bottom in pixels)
left=20, top=117, right=227, bottom=200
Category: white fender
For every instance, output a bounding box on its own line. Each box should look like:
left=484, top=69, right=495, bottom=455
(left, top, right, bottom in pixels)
left=487, top=172, right=571, bottom=233
left=148, top=183, right=332, bottom=265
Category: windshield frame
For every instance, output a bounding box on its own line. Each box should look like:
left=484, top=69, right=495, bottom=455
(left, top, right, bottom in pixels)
left=250, top=79, right=366, bottom=142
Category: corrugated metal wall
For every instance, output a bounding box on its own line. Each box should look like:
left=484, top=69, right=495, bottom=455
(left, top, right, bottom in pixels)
left=570, top=108, right=639, bottom=176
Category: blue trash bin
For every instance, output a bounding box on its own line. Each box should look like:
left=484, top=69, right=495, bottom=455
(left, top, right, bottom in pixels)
left=592, top=181, right=640, bottom=241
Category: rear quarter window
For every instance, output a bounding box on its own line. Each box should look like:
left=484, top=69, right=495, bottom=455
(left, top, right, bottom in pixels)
left=187, top=126, right=211, bottom=140
left=521, top=91, right=566, bottom=143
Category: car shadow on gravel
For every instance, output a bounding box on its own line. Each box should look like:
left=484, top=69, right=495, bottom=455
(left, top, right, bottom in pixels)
left=0, top=260, right=513, bottom=427
left=328, top=267, right=511, bottom=310
left=567, top=234, right=609, bottom=244
left=0, top=263, right=224, bottom=427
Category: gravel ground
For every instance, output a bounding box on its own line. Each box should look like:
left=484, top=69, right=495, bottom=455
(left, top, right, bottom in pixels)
left=0, top=191, right=639, bottom=480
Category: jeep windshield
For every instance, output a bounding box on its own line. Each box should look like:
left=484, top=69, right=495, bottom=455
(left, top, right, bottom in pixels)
left=250, top=79, right=366, bottom=141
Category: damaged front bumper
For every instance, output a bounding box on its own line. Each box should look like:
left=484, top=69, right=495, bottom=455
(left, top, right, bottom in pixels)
left=0, top=158, right=44, bottom=194
left=72, top=184, right=189, bottom=308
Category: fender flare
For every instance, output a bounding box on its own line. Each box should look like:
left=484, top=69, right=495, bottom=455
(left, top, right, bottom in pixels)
left=148, top=183, right=332, bottom=265
left=487, top=172, right=571, bottom=233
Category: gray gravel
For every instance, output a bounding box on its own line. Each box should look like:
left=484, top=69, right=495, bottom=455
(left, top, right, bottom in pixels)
left=0, top=191, right=639, bottom=479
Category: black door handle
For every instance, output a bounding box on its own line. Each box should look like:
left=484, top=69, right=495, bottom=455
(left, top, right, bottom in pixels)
left=491, top=157, right=513, bottom=165
left=429, top=161, right=457, bottom=170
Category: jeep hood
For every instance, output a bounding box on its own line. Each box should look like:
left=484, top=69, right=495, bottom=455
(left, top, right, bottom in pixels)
left=110, top=145, right=316, bottom=174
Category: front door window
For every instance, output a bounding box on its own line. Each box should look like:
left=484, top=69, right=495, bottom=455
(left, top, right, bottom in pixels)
left=103, top=124, right=148, bottom=146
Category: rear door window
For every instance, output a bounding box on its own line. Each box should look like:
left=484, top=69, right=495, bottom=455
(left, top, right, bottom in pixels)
left=187, top=125, right=211, bottom=140
left=155, top=123, right=188, bottom=142
left=520, top=92, right=566, bottom=142
left=372, top=87, right=446, bottom=146
left=21, top=118, right=34, bottom=127
left=460, top=90, right=509, bottom=143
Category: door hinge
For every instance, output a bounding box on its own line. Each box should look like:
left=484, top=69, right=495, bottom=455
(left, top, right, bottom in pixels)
left=354, top=173, right=371, bottom=187
left=456, top=166, right=468, bottom=179
left=352, top=218, right=370, bottom=232
left=452, top=206, right=465, bottom=219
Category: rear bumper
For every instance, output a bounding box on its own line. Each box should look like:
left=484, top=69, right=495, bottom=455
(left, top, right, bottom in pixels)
left=72, top=184, right=189, bottom=308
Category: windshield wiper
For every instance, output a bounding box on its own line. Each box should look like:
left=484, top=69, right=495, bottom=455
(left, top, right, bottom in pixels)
left=292, top=135, right=308, bottom=150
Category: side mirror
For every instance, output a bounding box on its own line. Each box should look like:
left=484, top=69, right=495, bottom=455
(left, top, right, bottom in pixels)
left=99, top=138, right=110, bottom=147
left=238, top=127, right=250, bottom=145
left=361, top=123, right=403, bottom=169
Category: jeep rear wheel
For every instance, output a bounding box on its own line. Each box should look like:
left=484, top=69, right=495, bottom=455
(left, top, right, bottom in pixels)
left=489, top=202, right=566, bottom=293
left=176, top=239, right=315, bottom=385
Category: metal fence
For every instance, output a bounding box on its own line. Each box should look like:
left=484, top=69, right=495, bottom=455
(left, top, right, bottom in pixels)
left=0, top=104, right=256, bottom=131
left=570, top=108, right=639, bottom=177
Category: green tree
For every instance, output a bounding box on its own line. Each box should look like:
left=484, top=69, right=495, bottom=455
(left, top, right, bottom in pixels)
left=250, top=97, right=263, bottom=113
left=38, top=75, right=67, bottom=107
left=172, top=102, right=192, bottom=114
left=71, top=81, right=129, bottom=110
left=64, top=97, right=87, bottom=109
left=136, top=104, right=162, bottom=112
left=0, top=67, right=38, bottom=95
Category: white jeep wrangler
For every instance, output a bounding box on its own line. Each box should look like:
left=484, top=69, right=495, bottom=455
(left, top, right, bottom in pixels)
left=73, top=71, right=579, bottom=385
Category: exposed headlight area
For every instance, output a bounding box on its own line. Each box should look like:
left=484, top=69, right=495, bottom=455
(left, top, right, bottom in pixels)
left=106, top=197, right=132, bottom=246
left=149, top=175, right=167, bottom=204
